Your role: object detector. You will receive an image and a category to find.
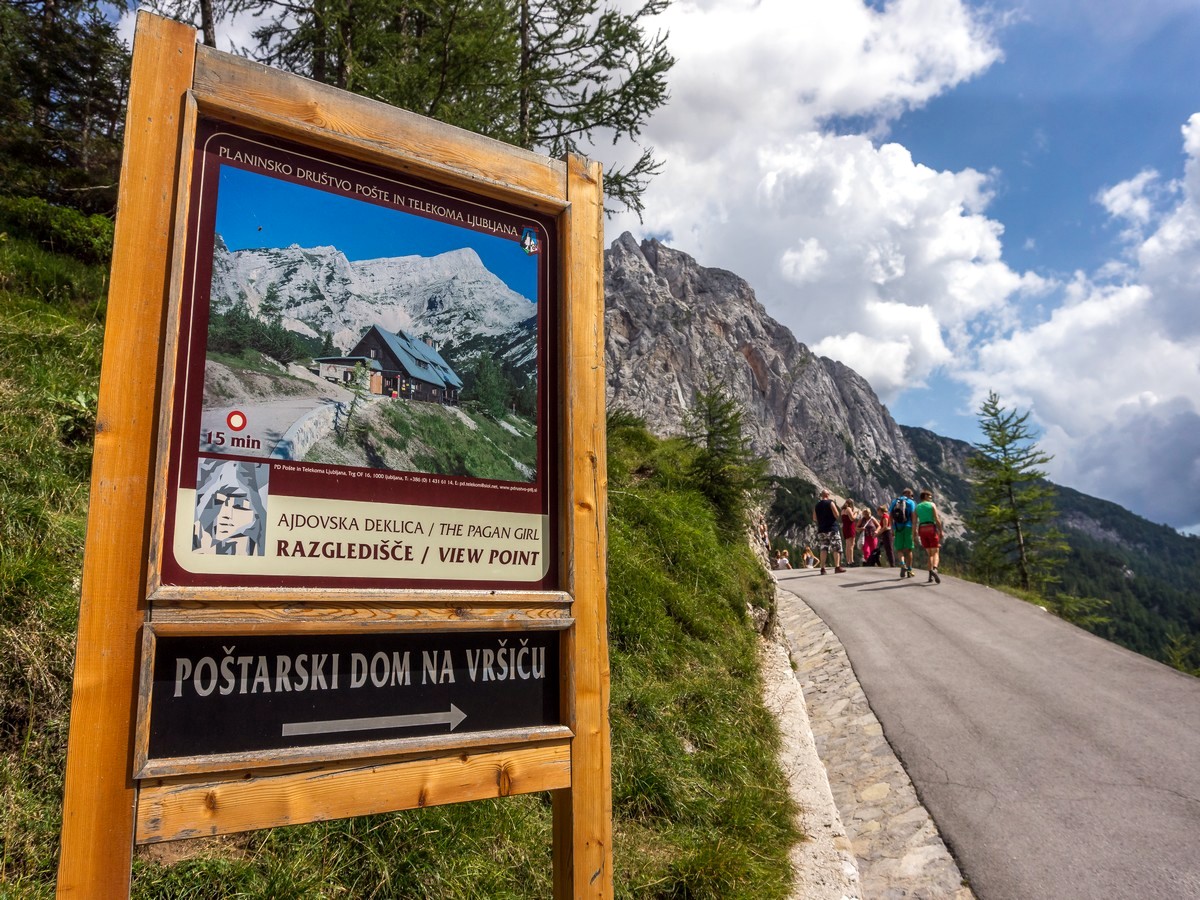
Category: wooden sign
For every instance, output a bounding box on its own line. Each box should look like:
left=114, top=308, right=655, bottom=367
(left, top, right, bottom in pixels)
left=57, top=11, right=608, bottom=898
left=138, top=626, right=564, bottom=772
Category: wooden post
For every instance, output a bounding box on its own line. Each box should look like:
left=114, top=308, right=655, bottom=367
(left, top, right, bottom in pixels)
left=553, top=154, right=611, bottom=898
left=56, top=14, right=196, bottom=897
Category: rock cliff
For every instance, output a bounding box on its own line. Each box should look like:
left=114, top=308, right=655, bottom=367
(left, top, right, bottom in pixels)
left=604, top=232, right=962, bottom=517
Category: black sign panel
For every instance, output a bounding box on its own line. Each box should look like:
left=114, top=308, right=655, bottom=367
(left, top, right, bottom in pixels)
left=146, top=630, right=560, bottom=760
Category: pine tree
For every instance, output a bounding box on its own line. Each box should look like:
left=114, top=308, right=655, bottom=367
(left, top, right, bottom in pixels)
left=154, top=0, right=673, bottom=215
left=338, top=361, right=371, bottom=445
left=967, top=391, right=1067, bottom=592
left=0, top=1, right=130, bottom=213
left=683, top=381, right=768, bottom=537
left=464, top=354, right=509, bottom=417
left=514, top=0, right=672, bottom=216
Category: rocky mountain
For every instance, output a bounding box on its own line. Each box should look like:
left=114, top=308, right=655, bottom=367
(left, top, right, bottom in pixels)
left=208, top=236, right=537, bottom=374
left=604, top=232, right=962, bottom=520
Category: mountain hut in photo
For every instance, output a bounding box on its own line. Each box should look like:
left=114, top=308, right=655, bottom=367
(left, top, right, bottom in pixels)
left=327, top=324, right=463, bottom=404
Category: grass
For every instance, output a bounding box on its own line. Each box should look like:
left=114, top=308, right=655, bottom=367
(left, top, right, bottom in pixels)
left=0, top=233, right=103, bottom=896
left=0, top=226, right=800, bottom=897
left=606, top=422, right=798, bottom=898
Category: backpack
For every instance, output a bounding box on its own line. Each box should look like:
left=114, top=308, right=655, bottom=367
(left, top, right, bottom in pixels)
left=891, top=497, right=911, bottom=527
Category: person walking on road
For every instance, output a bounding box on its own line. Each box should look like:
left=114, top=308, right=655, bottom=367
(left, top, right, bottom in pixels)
left=916, top=490, right=945, bottom=583
left=891, top=488, right=917, bottom=578
left=860, top=506, right=881, bottom=565
left=875, top=504, right=896, bottom=567
left=841, top=500, right=859, bottom=565
left=813, top=489, right=846, bottom=574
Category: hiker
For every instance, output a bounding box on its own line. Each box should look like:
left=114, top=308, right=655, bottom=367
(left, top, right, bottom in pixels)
left=812, top=489, right=846, bottom=574
left=916, top=490, right=945, bottom=583
left=773, top=548, right=792, bottom=570
left=891, top=488, right=917, bottom=578
left=841, top=500, right=859, bottom=565
left=860, top=506, right=880, bottom=565
left=875, top=503, right=896, bottom=567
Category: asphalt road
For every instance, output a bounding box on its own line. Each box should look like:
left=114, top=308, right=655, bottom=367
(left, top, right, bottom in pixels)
left=774, top=565, right=1200, bottom=900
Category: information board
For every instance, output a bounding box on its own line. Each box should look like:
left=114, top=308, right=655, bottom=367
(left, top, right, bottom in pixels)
left=57, top=13, right=609, bottom=899
left=158, top=119, right=558, bottom=591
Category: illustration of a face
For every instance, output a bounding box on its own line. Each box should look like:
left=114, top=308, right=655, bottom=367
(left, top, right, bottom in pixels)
left=194, top=459, right=268, bottom=556
left=213, top=488, right=256, bottom=541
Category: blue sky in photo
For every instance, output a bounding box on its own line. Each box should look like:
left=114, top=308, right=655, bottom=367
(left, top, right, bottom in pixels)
left=214, top=165, right=539, bottom=303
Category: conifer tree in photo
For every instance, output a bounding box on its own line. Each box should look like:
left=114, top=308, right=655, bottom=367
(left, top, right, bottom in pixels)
left=0, top=0, right=130, bottom=212
left=683, top=380, right=767, bottom=537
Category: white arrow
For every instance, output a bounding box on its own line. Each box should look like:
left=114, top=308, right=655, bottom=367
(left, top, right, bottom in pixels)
left=282, top=704, right=467, bottom=737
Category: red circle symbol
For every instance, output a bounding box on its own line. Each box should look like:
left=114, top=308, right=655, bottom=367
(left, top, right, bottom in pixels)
left=227, top=410, right=247, bottom=432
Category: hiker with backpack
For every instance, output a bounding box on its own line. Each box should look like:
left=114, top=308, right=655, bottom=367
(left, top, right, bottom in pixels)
left=891, top=488, right=918, bottom=578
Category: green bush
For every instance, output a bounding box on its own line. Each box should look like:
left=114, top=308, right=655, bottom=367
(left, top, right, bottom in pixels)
left=0, top=195, right=114, bottom=265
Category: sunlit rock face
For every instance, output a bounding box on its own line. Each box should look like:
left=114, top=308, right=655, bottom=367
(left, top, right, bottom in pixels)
left=604, top=232, right=970, bottom=519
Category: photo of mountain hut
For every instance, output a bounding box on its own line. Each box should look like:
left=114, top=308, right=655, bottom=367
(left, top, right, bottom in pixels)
left=313, top=325, right=463, bottom=404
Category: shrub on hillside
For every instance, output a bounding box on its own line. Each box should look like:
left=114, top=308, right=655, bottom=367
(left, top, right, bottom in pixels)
left=0, top=195, right=114, bottom=265
left=682, top=383, right=769, bottom=537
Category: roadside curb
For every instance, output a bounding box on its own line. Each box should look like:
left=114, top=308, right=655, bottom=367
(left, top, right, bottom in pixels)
left=772, top=581, right=974, bottom=899
left=761, top=634, right=863, bottom=899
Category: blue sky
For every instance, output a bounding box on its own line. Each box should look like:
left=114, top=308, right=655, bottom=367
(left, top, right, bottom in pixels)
left=214, top=165, right=539, bottom=302
left=886, top=4, right=1200, bottom=444
left=604, top=0, right=1200, bottom=532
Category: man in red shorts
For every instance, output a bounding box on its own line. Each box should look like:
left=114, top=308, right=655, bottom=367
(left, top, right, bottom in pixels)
left=915, top=490, right=944, bottom=583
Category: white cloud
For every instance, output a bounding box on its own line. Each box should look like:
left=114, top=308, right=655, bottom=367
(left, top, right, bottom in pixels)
left=780, top=238, right=829, bottom=284
left=615, top=123, right=1045, bottom=402
left=605, top=1, right=1034, bottom=401
left=1098, top=169, right=1160, bottom=233
left=966, top=119, right=1200, bottom=528
left=644, top=0, right=1000, bottom=159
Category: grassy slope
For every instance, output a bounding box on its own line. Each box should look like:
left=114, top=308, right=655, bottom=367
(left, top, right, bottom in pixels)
left=0, top=233, right=104, bottom=891
left=0, top=230, right=798, bottom=897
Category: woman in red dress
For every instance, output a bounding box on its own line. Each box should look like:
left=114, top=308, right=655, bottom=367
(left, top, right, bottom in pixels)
left=840, top=500, right=859, bottom=565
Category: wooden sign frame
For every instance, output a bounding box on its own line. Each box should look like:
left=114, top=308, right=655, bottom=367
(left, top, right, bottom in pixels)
left=57, top=12, right=609, bottom=898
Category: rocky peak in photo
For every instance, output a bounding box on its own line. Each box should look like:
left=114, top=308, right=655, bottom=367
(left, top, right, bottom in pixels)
left=209, top=240, right=537, bottom=372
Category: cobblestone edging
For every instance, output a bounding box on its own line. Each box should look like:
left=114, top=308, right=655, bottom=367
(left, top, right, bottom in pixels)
left=775, top=586, right=975, bottom=900
left=761, top=638, right=863, bottom=899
